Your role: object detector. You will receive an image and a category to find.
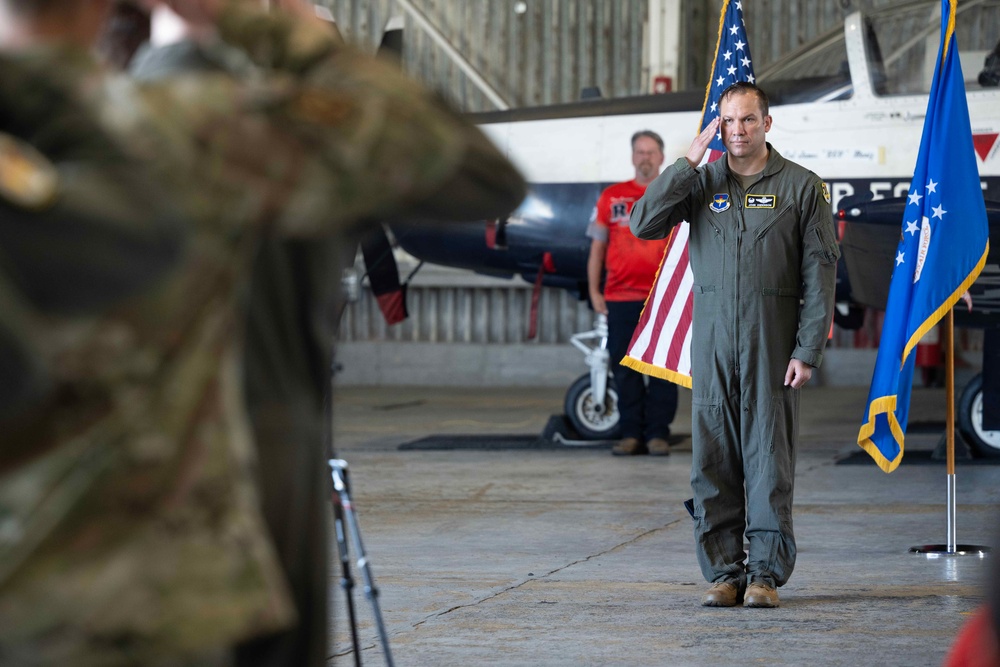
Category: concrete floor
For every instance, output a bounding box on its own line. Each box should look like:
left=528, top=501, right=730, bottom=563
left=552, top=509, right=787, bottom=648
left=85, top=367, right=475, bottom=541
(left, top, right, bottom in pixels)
left=328, top=384, right=1000, bottom=667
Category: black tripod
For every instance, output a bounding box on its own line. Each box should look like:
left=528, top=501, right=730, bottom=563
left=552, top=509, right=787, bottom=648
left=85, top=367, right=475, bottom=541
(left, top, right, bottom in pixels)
left=326, top=259, right=396, bottom=666
left=327, top=458, right=394, bottom=667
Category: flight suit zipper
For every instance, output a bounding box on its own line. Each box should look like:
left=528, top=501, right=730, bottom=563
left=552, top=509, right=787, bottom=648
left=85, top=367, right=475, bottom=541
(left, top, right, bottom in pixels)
left=734, top=192, right=743, bottom=383
left=754, top=201, right=794, bottom=241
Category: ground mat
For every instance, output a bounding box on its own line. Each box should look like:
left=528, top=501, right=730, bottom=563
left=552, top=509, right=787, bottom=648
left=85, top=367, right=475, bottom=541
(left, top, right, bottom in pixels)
left=835, top=449, right=999, bottom=465
left=398, top=434, right=577, bottom=451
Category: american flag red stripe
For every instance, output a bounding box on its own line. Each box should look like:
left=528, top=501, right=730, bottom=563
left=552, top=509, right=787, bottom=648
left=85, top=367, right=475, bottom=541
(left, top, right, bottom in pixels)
left=665, top=284, right=694, bottom=370
left=621, top=222, right=694, bottom=387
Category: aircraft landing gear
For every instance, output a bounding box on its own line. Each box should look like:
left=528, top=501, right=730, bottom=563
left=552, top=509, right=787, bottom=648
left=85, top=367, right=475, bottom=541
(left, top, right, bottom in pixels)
left=564, top=314, right=621, bottom=440
left=958, top=373, right=1000, bottom=458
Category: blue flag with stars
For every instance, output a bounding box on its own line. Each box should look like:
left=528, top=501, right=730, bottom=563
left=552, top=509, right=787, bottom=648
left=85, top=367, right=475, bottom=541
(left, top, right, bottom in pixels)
left=699, top=0, right=755, bottom=154
left=858, top=0, right=990, bottom=473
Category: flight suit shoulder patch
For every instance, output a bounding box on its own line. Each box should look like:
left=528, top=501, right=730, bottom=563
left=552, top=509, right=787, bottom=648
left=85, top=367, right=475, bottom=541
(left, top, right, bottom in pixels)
left=0, top=133, right=58, bottom=211
left=819, top=181, right=831, bottom=204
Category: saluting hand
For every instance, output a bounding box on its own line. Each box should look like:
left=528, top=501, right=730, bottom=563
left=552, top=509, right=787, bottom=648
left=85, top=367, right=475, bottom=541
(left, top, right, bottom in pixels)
left=685, top=116, right=720, bottom=169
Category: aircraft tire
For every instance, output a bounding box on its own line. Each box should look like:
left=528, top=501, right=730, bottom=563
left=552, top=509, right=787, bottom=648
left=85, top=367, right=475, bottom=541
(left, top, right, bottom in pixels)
left=958, top=373, right=1000, bottom=459
left=564, top=373, right=622, bottom=441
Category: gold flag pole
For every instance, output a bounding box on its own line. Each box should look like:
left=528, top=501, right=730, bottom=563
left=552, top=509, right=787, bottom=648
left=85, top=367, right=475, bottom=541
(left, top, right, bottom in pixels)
left=910, top=309, right=990, bottom=557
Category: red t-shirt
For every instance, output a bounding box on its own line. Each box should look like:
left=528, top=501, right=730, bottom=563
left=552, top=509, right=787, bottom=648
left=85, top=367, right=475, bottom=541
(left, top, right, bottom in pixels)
left=590, top=180, right=669, bottom=302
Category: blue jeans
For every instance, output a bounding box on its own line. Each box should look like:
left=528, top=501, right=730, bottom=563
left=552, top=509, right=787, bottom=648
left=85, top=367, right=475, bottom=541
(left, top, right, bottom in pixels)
left=606, top=300, right=679, bottom=441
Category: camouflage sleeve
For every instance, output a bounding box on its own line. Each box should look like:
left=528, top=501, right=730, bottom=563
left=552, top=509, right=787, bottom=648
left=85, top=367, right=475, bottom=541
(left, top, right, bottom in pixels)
left=215, top=3, right=338, bottom=74
left=0, top=162, right=186, bottom=314
left=268, top=47, right=526, bottom=234
left=0, top=277, right=48, bottom=423
left=40, top=13, right=521, bottom=240
left=0, top=61, right=186, bottom=314
left=380, top=99, right=527, bottom=224
left=212, top=6, right=526, bottom=229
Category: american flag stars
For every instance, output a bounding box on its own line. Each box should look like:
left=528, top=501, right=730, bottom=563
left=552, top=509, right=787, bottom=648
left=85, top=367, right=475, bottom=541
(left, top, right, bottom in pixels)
left=701, top=0, right=756, bottom=152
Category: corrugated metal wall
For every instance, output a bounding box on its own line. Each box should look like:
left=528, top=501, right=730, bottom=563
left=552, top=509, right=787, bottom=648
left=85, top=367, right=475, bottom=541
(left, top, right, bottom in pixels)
left=319, top=0, right=886, bottom=108
left=338, top=280, right=594, bottom=344
left=320, top=0, right=647, bottom=110
left=320, top=0, right=998, bottom=109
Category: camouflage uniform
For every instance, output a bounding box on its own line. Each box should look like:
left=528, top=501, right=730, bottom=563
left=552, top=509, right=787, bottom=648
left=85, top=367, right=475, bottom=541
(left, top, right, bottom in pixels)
left=130, top=35, right=343, bottom=667
left=0, top=8, right=525, bottom=666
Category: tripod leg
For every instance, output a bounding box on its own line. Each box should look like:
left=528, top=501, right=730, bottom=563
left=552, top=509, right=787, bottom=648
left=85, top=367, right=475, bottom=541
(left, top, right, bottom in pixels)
left=330, top=486, right=362, bottom=667
left=330, top=460, right=395, bottom=667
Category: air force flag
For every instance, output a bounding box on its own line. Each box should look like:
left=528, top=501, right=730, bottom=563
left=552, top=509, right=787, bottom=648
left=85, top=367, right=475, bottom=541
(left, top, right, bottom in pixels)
left=857, top=0, right=990, bottom=472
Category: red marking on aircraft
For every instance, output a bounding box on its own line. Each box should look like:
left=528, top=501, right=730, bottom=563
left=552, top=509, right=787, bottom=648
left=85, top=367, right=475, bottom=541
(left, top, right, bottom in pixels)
left=973, top=133, right=998, bottom=162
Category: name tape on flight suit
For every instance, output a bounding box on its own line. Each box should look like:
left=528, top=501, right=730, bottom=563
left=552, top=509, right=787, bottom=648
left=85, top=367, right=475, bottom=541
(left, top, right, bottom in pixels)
left=744, top=194, right=777, bottom=209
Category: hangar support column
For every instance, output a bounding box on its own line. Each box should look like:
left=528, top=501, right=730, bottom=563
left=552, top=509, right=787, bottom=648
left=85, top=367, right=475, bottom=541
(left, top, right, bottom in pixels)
left=644, top=0, right=681, bottom=93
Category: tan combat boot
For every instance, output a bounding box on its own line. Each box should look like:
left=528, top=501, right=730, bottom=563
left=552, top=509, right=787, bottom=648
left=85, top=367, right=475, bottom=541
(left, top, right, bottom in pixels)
left=702, top=581, right=743, bottom=607
left=744, top=581, right=780, bottom=608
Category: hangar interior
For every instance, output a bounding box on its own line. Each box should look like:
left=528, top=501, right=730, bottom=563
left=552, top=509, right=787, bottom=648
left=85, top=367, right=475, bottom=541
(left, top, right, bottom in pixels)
left=326, top=0, right=1000, bottom=387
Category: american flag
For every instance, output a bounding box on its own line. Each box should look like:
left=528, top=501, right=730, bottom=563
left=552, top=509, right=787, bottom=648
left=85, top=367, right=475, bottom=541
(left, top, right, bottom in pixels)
left=622, top=0, right=756, bottom=387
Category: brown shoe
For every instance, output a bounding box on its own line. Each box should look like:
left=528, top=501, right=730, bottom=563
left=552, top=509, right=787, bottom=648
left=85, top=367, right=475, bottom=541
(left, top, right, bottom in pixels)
left=611, top=437, right=647, bottom=456
left=744, top=581, right=780, bottom=608
left=647, top=438, right=671, bottom=456
left=701, top=581, right=743, bottom=607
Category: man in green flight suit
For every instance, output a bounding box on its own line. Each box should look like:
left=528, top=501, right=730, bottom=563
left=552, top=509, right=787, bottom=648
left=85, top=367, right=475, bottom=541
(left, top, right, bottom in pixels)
left=630, top=82, right=838, bottom=609
left=0, top=1, right=526, bottom=665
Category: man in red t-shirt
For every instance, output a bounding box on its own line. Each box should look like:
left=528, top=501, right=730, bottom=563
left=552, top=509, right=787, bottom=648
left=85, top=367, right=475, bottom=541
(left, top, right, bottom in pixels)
left=587, top=130, right=678, bottom=456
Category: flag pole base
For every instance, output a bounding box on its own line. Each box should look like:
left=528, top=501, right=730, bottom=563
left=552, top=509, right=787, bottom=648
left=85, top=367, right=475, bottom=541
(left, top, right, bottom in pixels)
left=908, top=544, right=991, bottom=558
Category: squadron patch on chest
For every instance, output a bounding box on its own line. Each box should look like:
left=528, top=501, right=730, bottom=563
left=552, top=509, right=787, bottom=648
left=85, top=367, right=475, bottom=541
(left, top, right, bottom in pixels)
left=709, top=193, right=731, bottom=213
left=745, top=194, right=777, bottom=209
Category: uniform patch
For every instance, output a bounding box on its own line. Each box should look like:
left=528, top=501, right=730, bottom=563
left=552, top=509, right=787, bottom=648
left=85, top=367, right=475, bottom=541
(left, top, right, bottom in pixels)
left=292, top=89, right=355, bottom=126
left=821, top=182, right=831, bottom=204
left=709, top=193, right=730, bottom=213
left=0, top=133, right=58, bottom=210
left=745, top=193, right=777, bottom=209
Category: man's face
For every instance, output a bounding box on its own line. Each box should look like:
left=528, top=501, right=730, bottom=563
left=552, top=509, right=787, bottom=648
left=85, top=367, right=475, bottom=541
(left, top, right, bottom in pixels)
left=719, top=92, right=771, bottom=161
left=632, top=136, right=664, bottom=182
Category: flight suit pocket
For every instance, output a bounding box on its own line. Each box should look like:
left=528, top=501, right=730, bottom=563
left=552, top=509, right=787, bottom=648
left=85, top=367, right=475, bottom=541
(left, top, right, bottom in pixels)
left=691, top=285, right=721, bottom=390
left=811, top=223, right=840, bottom=265
left=760, top=287, right=801, bottom=327
left=758, top=394, right=796, bottom=492
left=691, top=398, right=727, bottom=467
left=692, top=285, right=720, bottom=317
left=760, top=287, right=800, bottom=298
